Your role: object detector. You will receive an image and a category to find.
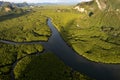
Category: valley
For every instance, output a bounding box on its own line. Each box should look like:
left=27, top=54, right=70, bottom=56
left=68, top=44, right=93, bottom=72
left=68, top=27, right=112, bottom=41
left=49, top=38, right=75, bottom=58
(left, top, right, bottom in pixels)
left=0, top=0, right=120, bottom=80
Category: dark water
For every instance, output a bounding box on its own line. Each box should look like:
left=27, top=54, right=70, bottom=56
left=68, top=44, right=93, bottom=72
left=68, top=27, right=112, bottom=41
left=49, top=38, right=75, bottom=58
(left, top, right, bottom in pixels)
left=42, top=18, right=120, bottom=80
left=1, top=18, right=120, bottom=80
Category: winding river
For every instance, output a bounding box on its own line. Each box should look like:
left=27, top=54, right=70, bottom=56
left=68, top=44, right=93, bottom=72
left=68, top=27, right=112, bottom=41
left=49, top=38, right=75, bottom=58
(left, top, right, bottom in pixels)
left=1, top=18, right=120, bottom=80
left=42, top=19, right=120, bottom=80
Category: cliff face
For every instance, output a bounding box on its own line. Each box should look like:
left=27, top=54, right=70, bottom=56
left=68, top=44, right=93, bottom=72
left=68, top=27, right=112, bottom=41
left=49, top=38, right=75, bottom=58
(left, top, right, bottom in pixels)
left=75, top=0, right=120, bottom=11
left=95, top=0, right=107, bottom=10
left=95, top=0, right=120, bottom=10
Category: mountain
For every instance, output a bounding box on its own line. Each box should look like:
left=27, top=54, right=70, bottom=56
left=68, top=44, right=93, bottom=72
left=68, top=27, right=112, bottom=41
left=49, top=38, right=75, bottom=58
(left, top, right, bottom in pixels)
left=0, top=1, right=28, bottom=15
left=74, top=0, right=120, bottom=12
left=71, top=0, right=120, bottom=63
left=0, top=1, right=3, bottom=6
left=94, top=0, right=120, bottom=10
left=0, top=1, right=29, bottom=7
left=74, top=0, right=120, bottom=31
left=30, top=2, right=77, bottom=6
left=15, top=2, right=29, bottom=7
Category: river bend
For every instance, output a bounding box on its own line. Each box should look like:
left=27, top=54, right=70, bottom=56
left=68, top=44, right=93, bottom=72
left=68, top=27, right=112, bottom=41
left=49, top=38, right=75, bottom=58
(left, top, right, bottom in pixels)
left=0, top=18, right=120, bottom=80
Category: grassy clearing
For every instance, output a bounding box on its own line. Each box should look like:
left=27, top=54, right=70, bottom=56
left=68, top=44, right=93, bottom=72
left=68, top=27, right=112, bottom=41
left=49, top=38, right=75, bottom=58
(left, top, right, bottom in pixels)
left=14, top=53, right=93, bottom=80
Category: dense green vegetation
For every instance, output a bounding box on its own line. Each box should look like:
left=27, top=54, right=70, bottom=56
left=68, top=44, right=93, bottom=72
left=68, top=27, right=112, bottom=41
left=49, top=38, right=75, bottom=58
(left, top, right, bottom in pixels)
left=0, top=5, right=94, bottom=80
left=0, top=10, right=51, bottom=42
left=102, top=0, right=120, bottom=9
left=0, top=0, right=119, bottom=79
left=0, top=7, right=50, bottom=79
left=38, top=5, right=120, bottom=63
left=0, top=43, right=43, bottom=79
left=14, top=53, right=92, bottom=80
left=38, top=5, right=81, bottom=30
left=66, top=10, right=120, bottom=63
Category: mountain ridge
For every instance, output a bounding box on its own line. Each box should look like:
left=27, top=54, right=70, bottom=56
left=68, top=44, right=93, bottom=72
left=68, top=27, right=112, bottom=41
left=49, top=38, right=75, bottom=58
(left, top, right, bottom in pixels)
left=74, top=0, right=120, bottom=11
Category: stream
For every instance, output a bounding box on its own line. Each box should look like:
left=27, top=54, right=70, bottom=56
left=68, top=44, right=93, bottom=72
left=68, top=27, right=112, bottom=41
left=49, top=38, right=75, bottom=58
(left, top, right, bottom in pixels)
left=0, top=18, right=120, bottom=80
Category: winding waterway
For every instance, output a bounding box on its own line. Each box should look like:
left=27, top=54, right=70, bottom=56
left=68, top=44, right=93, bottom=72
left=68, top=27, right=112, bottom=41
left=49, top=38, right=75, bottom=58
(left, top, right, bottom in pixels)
left=1, top=18, right=120, bottom=80
left=42, top=19, right=120, bottom=80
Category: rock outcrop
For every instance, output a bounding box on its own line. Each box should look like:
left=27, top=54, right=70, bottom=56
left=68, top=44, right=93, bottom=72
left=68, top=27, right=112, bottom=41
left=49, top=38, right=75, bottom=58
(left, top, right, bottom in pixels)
left=74, top=0, right=120, bottom=11
left=95, top=0, right=107, bottom=10
left=73, top=0, right=94, bottom=13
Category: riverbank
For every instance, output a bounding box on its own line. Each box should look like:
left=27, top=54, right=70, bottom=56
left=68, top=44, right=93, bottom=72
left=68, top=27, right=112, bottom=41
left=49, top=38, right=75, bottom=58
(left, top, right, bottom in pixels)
left=0, top=9, right=93, bottom=80
left=14, top=53, right=92, bottom=80
left=0, top=6, right=120, bottom=80
left=43, top=9, right=120, bottom=63
left=1, top=16, right=120, bottom=80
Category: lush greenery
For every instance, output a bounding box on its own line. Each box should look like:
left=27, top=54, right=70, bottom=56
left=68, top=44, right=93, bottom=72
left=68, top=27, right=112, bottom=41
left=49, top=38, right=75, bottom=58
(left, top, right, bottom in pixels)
left=0, top=5, right=94, bottom=80
left=14, top=53, right=92, bottom=80
left=66, top=10, right=120, bottom=63
left=0, top=7, right=50, bottom=79
left=0, top=1, right=119, bottom=79
left=0, top=43, right=43, bottom=79
left=0, top=9, right=51, bottom=42
left=38, top=5, right=120, bottom=63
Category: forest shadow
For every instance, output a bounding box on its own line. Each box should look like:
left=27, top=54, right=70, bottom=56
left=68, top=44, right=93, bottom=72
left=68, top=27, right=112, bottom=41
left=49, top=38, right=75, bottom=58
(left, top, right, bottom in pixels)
left=0, top=12, right=30, bottom=22
left=60, top=19, right=78, bottom=42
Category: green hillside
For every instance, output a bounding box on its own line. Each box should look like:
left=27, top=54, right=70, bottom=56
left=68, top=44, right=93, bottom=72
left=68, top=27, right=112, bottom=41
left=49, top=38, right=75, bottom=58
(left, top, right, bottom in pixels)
left=64, top=0, right=120, bottom=63
left=101, top=0, right=120, bottom=9
left=45, top=1, right=120, bottom=63
left=76, top=0, right=120, bottom=11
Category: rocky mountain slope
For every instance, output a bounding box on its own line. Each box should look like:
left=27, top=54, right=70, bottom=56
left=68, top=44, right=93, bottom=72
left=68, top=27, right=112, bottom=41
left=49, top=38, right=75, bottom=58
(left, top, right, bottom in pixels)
left=74, top=0, right=120, bottom=12
left=95, top=0, right=120, bottom=10
left=0, top=1, right=29, bottom=7
left=71, top=0, right=120, bottom=63
left=0, top=1, right=29, bottom=15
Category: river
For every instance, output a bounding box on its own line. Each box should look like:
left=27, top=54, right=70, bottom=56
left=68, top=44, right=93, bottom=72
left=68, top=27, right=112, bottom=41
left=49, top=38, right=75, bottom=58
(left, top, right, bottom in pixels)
left=1, top=18, right=120, bottom=80
left=42, top=18, right=120, bottom=80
